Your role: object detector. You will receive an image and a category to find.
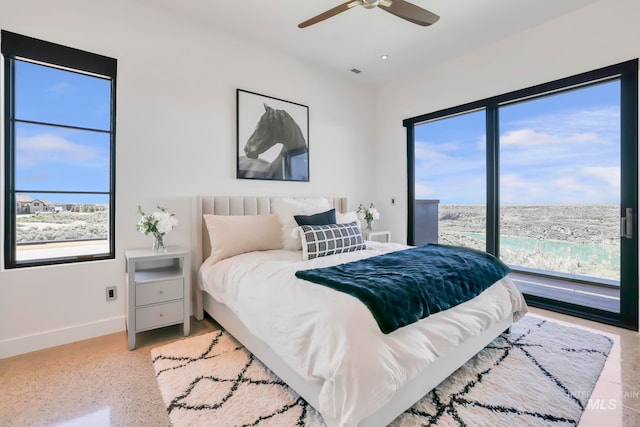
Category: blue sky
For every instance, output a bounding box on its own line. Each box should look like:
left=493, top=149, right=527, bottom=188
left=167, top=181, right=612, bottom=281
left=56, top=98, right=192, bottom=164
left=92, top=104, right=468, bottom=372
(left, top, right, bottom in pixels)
left=15, top=59, right=621, bottom=206
left=14, top=59, right=111, bottom=204
left=415, top=81, right=621, bottom=204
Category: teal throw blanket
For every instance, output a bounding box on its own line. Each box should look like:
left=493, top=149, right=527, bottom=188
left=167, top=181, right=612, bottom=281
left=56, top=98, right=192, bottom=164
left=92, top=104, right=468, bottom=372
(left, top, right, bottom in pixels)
left=295, top=244, right=510, bottom=334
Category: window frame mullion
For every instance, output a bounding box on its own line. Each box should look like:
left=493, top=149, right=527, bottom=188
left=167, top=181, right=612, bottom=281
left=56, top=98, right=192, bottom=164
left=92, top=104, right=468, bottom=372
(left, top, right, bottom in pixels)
left=4, top=58, right=17, bottom=266
left=485, top=105, right=499, bottom=257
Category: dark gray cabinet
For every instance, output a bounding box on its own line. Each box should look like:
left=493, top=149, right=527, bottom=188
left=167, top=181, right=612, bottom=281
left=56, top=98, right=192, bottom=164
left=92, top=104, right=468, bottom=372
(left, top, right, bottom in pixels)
left=414, top=199, right=439, bottom=245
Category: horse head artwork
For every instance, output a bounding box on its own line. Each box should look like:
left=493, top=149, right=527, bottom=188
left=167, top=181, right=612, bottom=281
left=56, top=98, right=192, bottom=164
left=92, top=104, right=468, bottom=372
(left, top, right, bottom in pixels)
left=239, top=103, right=309, bottom=181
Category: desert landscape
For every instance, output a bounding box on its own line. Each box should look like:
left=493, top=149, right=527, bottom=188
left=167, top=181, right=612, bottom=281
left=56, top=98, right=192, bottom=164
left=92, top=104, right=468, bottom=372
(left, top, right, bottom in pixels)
left=15, top=205, right=620, bottom=281
left=16, top=211, right=108, bottom=243
left=438, top=204, right=620, bottom=281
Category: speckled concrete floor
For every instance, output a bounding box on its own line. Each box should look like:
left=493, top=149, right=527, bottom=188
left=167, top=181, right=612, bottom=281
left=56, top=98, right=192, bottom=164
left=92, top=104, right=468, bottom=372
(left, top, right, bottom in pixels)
left=0, top=317, right=217, bottom=427
left=0, top=309, right=638, bottom=426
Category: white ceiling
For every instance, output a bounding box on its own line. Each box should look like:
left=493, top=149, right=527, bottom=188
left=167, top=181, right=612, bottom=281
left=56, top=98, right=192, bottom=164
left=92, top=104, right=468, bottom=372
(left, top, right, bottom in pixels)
left=143, top=0, right=598, bottom=86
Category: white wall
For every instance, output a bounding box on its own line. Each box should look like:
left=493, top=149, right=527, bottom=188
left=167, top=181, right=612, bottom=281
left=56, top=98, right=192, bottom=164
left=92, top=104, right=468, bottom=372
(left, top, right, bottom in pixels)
left=4, top=0, right=637, bottom=358
left=374, top=0, right=640, bottom=244
left=0, top=0, right=376, bottom=357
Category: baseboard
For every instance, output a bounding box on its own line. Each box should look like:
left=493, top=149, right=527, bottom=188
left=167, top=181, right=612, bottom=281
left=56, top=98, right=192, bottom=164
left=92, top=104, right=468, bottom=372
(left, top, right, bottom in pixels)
left=0, top=315, right=126, bottom=359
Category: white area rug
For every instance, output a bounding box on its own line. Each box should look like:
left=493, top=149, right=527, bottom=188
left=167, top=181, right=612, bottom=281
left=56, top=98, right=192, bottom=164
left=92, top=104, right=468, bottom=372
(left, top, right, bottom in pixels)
left=151, top=316, right=612, bottom=426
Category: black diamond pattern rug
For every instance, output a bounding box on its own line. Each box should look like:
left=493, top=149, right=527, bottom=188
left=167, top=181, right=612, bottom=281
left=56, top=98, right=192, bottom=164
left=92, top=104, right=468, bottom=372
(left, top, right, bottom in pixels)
left=151, top=315, right=612, bottom=426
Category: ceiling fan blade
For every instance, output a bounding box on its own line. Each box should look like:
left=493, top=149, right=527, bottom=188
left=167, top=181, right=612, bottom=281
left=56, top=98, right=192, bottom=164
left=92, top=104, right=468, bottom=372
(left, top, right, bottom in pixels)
left=298, top=1, right=360, bottom=28
left=379, top=0, right=440, bottom=26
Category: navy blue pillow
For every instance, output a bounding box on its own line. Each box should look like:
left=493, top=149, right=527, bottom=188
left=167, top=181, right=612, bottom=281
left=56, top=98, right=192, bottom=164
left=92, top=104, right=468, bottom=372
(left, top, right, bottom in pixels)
left=294, top=208, right=336, bottom=226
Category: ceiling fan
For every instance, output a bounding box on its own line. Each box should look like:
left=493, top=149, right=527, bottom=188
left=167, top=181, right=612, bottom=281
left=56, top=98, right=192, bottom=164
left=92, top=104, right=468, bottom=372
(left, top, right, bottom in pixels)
left=298, top=0, right=440, bottom=29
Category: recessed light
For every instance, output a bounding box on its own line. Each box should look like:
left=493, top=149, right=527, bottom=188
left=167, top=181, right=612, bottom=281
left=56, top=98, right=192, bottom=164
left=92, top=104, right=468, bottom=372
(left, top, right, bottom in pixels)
left=380, top=54, right=389, bottom=60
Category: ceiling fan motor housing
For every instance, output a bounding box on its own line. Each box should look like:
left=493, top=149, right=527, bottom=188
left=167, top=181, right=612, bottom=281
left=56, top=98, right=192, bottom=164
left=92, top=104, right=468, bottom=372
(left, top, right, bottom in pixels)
left=362, top=0, right=380, bottom=9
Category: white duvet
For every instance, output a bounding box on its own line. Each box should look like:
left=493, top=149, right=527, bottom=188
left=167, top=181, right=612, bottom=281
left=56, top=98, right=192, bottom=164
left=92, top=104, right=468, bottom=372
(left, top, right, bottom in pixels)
left=198, top=242, right=528, bottom=426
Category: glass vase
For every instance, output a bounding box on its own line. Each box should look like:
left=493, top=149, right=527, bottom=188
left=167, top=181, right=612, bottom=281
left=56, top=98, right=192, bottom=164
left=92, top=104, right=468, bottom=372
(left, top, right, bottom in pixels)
left=365, top=220, right=373, bottom=231
left=152, top=232, right=167, bottom=253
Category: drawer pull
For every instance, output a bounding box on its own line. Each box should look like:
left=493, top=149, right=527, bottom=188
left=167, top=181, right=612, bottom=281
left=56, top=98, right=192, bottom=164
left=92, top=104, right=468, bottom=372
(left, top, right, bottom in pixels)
left=160, top=313, right=163, bottom=317
left=159, top=290, right=163, bottom=294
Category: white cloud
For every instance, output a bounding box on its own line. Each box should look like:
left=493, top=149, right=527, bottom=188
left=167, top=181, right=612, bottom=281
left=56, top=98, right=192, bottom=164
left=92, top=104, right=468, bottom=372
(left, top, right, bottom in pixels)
left=414, top=139, right=485, bottom=203
left=550, top=176, right=618, bottom=203
left=501, top=128, right=599, bottom=147
left=567, top=132, right=599, bottom=143
left=415, top=182, right=434, bottom=198
left=500, top=173, right=545, bottom=203
left=416, top=176, right=486, bottom=203
left=415, top=102, right=620, bottom=204
left=47, top=82, right=75, bottom=98
left=581, top=166, right=620, bottom=188
left=415, top=140, right=485, bottom=178
left=498, top=168, right=619, bottom=204
left=414, top=140, right=460, bottom=162
left=501, top=174, right=530, bottom=189
left=499, top=126, right=617, bottom=182
left=17, top=133, right=103, bottom=168
left=497, top=167, right=619, bottom=204
left=504, top=106, right=619, bottom=146
left=501, top=129, right=554, bottom=146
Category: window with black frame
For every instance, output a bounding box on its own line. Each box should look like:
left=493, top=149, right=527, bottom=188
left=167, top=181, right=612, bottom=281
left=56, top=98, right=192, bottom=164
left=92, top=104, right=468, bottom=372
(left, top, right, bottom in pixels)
left=404, top=60, right=638, bottom=330
left=2, top=31, right=117, bottom=268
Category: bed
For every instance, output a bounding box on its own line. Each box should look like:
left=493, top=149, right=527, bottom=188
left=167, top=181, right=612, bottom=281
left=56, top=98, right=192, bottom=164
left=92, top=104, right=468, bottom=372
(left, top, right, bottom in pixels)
left=192, top=196, right=527, bottom=427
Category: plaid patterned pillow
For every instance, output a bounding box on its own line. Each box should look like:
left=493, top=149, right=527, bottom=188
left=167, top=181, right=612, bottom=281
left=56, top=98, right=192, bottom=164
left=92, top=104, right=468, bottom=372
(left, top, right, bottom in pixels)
left=299, top=221, right=366, bottom=260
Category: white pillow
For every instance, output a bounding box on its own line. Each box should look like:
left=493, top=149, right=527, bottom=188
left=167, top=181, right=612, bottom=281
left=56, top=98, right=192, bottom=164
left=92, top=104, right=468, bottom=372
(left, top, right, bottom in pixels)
left=203, top=214, right=283, bottom=263
left=337, top=211, right=361, bottom=229
left=271, top=197, right=332, bottom=250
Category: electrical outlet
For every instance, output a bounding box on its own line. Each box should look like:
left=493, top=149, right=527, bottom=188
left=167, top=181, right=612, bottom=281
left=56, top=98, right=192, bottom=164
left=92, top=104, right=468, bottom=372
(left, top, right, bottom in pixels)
left=106, top=286, right=117, bottom=301
left=391, top=197, right=397, bottom=206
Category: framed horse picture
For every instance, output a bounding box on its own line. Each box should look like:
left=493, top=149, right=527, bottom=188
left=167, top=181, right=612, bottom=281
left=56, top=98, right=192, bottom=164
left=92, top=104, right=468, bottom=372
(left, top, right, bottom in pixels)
left=237, top=89, right=309, bottom=181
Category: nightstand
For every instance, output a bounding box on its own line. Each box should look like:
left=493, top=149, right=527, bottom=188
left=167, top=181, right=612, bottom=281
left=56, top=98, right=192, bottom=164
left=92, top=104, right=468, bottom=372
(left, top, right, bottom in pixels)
left=125, top=246, right=190, bottom=350
left=361, top=230, right=391, bottom=243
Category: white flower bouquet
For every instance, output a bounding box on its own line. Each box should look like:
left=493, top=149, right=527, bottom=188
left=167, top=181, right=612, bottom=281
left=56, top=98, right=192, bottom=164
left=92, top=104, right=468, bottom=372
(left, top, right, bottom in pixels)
left=356, top=203, right=380, bottom=231
left=136, top=205, right=178, bottom=252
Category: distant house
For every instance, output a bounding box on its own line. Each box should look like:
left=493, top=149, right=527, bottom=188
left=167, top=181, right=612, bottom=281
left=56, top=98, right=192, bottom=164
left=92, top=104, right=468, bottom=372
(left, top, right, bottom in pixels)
left=16, top=194, right=51, bottom=214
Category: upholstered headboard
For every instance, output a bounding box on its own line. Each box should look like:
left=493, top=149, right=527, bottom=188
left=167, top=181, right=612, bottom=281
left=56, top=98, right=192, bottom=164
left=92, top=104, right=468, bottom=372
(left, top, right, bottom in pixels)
left=193, top=196, right=348, bottom=264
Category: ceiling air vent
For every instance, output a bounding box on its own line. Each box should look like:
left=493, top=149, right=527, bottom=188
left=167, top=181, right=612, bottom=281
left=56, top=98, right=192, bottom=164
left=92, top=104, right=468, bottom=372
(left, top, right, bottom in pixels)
left=350, top=68, right=362, bottom=74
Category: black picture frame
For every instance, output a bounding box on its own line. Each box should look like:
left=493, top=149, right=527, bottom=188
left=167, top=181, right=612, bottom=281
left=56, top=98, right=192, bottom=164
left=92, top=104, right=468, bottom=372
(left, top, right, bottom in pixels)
left=236, top=89, right=309, bottom=181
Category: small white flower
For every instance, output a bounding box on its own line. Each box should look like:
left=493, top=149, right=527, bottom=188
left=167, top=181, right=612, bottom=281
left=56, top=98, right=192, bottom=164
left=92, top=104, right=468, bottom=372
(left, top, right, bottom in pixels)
left=356, top=202, right=381, bottom=228
left=136, top=205, right=177, bottom=236
left=159, top=215, right=178, bottom=234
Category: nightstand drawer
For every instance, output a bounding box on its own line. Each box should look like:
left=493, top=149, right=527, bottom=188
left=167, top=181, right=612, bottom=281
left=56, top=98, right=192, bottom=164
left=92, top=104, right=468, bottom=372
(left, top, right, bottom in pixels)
left=136, top=279, right=183, bottom=306
left=136, top=301, right=184, bottom=331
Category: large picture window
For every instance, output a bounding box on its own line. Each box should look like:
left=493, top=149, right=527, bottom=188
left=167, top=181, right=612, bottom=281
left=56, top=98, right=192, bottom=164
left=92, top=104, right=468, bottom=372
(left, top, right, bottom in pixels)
left=2, top=31, right=117, bottom=268
left=413, top=109, right=486, bottom=251
left=498, top=81, right=621, bottom=283
left=405, top=60, right=638, bottom=330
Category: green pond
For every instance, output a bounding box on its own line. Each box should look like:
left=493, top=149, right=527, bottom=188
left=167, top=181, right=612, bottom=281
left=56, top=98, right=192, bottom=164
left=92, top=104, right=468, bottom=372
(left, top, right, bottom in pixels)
left=465, top=233, right=620, bottom=267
